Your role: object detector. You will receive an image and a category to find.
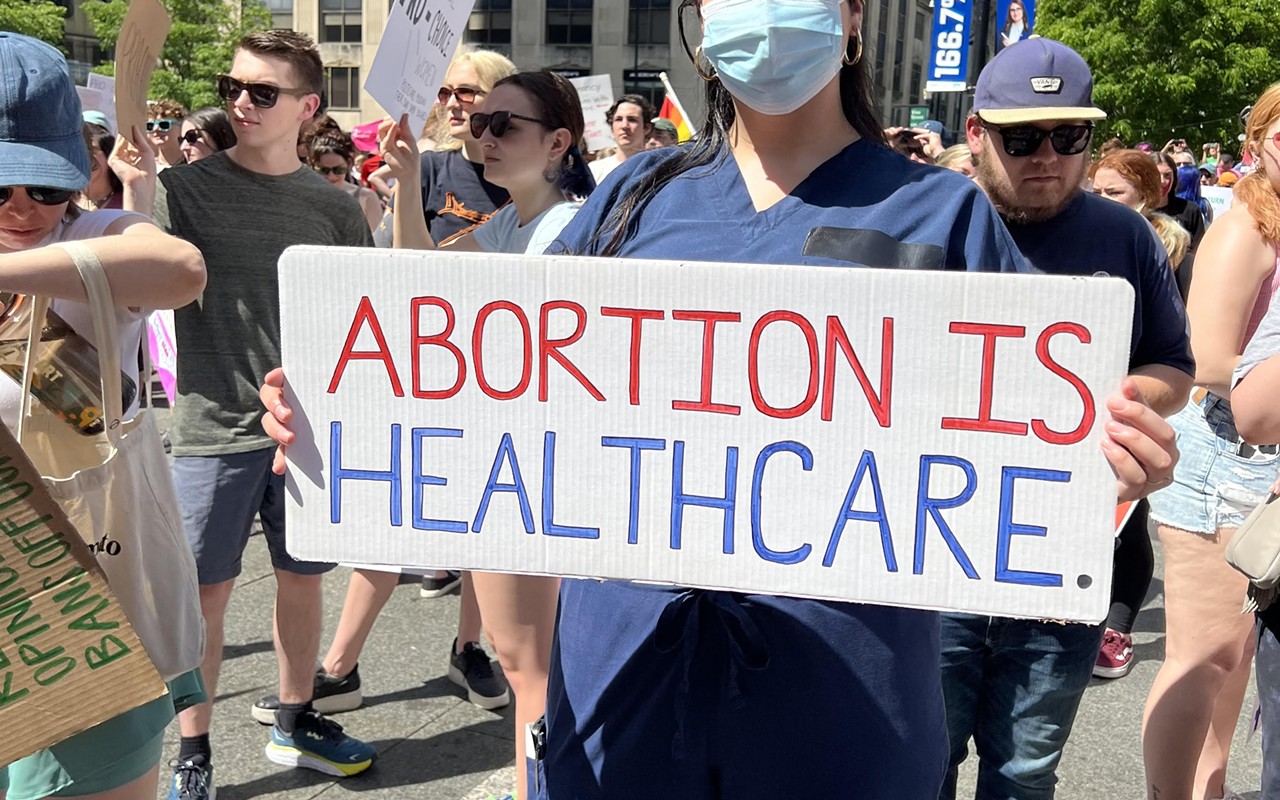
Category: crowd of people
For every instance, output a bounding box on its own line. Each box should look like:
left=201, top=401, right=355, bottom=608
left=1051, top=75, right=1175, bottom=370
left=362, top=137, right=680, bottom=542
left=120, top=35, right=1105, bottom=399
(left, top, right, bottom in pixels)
left=3, top=0, right=1280, bottom=798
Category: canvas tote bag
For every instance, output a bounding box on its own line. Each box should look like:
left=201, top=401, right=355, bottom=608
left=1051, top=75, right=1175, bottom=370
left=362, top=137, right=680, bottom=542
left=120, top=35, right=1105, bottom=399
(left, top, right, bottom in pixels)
left=14, top=240, right=204, bottom=681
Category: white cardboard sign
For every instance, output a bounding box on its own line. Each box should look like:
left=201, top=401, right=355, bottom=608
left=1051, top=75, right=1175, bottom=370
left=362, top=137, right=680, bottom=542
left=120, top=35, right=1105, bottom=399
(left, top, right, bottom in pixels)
left=86, top=74, right=118, bottom=136
left=568, top=75, right=616, bottom=152
left=280, top=247, right=1134, bottom=623
left=1202, top=185, right=1234, bottom=222
left=365, top=0, right=476, bottom=137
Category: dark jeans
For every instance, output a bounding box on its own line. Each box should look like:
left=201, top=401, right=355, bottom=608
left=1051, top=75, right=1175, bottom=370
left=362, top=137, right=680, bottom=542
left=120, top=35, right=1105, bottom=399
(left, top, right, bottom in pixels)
left=939, top=613, right=1105, bottom=800
left=1259, top=621, right=1280, bottom=799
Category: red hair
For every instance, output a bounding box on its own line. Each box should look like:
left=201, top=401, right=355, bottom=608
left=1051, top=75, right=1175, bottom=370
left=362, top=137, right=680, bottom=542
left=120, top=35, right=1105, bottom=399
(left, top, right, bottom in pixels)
left=1236, top=81, right=1280, bottom=247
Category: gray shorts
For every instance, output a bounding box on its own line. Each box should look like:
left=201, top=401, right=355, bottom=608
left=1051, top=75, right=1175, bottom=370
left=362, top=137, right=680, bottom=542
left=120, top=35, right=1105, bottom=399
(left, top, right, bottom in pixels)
left=173, top=449, right=334, bottom=584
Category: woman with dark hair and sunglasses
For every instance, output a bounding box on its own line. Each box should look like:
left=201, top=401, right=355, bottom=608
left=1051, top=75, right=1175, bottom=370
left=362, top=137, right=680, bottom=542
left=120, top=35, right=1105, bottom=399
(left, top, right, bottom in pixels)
left=178, top=107, right=236, bottom=165
left=371, top=68, right=594, bottom=800
left=0, top=32, right=207, bottom=800
left=309, top=131, right=383, bottom=233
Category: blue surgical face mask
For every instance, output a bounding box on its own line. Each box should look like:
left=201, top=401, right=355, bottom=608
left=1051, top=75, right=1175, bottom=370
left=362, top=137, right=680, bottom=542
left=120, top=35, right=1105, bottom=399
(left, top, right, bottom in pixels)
left=701, top=0, right=847, bottom=116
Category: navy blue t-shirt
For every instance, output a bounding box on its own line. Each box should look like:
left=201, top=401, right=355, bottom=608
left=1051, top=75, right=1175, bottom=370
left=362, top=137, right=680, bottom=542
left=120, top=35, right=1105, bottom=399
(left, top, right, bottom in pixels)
left=550, top=139, right=1025, bottom=273
left=1008, top=191, right=1194, bottom=376
left=419, top=149, right=509, bottom=244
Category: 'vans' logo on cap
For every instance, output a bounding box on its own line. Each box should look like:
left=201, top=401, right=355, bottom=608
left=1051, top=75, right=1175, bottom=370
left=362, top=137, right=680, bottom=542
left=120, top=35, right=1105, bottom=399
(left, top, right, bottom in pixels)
left=1030, top=76, right=1063, bottom=93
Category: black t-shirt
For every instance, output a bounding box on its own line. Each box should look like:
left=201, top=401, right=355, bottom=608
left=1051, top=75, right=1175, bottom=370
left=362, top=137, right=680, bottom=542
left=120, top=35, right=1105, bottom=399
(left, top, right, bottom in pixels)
left=1161, top=195, right=1207, bottom=304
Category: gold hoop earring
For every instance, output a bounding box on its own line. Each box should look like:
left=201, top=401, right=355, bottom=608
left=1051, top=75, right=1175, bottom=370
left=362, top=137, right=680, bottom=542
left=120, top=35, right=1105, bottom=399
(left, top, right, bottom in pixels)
left=694, top=45, right=718, bottom=82
left=843, top=31, right=863, bottom=66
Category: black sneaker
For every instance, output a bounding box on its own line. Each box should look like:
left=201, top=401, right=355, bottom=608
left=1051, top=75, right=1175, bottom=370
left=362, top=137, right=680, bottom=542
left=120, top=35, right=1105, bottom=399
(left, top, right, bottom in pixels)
left=420, top=570, right=462, bottom=598
left=251, top=665, right=363, bottom=725
left=448, top=639, right=510, bottom=710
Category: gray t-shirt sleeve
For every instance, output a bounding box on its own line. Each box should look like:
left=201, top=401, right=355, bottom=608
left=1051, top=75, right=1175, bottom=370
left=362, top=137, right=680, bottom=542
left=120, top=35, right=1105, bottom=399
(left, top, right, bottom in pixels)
left=152, top=176, right=172, bottom=234
left=1235, top=301, right=1280, bottom=388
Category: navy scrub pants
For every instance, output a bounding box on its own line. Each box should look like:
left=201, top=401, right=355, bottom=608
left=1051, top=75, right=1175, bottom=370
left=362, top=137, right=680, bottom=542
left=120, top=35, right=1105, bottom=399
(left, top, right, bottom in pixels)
left=537, top=579, right=948, bottom=799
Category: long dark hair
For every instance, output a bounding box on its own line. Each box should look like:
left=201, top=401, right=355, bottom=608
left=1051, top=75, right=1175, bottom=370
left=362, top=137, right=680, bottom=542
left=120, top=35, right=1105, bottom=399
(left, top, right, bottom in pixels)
left=185, top=107, right=237, bottom=152
left=492, top=70, right=596, bottom=199
left=588, top=0, right=884, bottom=257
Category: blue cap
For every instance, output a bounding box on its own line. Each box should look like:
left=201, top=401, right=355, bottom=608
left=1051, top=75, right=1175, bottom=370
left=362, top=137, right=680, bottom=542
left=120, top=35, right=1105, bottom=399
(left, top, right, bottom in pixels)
left=973, top=38, right=1106, bottom=126
left=83, top=110, right=111, bottom=131
left=0, top=33, right=91, bottom=191
left=917, top=119, right=946, bottom=137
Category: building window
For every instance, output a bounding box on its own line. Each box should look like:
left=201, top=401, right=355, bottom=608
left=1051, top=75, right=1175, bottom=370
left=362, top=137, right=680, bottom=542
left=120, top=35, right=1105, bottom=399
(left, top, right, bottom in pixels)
left=325, top=67, right=359, bottom=110
left=914, top=7, right=925, bottom=42
left=464, top=0, right=512, bottom=48
left=320, top=0, right=361, bottom=43
left=623, top=70, right=664, bottom=108
left=547, top=0, right=593, bottom=46
left=910, top=61, right=922, bottom=104
left=629, top=0, right=669, bottom=45
left=264, top=0, right=293, bottom=29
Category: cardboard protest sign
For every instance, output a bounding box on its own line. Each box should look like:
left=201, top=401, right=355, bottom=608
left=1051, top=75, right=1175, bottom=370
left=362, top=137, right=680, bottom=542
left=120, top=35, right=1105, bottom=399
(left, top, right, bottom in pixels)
left=0, top=424, right=165, bottom=767
left=568, top=75, right=616, bottom=152
left=86, top=74, right=119, bottom=136
left=280, top=248, right=1134, bottom=623
left=366, top=0, right=476, bottom=137
left=113, top=0, right=172, bottom=139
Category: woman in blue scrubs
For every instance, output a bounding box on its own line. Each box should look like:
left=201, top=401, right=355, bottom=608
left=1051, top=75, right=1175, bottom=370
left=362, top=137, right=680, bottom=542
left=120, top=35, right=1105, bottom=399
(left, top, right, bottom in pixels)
left=534, top=0, right=1176, bottom=797
left=259, top=0, right=1181, bottom=795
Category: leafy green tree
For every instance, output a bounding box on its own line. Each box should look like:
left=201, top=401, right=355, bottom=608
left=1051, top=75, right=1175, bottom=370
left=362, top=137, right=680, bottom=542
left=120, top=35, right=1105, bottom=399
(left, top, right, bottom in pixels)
left=1038, top=0, right=1278, bottom=152
left=0, top=0, right=68, bottom=48
left=84, top=0, right=270, bottom=110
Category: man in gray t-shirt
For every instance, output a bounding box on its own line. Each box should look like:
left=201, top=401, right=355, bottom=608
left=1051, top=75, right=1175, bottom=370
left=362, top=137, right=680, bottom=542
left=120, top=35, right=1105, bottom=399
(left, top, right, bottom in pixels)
left=153, top=31, right=375, bottom=799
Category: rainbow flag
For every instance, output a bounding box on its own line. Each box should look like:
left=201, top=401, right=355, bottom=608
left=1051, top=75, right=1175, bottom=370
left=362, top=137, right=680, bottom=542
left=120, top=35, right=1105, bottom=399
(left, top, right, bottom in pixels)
left=658, top=73, right=693, bottom=142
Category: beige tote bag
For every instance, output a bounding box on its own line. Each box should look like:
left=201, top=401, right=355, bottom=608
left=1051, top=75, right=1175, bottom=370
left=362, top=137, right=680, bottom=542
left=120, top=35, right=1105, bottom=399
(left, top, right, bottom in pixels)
left=15, top=240, right=204, bottom=681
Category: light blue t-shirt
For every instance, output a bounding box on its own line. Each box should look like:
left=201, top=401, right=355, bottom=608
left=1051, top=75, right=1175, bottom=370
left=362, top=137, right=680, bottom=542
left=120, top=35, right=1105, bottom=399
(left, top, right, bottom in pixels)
left=472, top=201, right=580, bottom=255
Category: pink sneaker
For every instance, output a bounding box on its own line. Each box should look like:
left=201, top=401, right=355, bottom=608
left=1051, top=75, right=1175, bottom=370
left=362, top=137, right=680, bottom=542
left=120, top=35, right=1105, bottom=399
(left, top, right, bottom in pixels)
left=1093, top=628, right=1134, bottom=679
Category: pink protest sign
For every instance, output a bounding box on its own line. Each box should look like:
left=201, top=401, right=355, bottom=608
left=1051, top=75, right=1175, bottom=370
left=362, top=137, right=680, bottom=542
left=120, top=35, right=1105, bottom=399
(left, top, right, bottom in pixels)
left=146, top=310, right=176, bottom=404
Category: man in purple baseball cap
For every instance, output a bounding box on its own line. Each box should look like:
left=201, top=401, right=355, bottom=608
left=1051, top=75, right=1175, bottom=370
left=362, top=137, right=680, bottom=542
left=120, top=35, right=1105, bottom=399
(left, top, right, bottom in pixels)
left=940, top=38, right=1194, bottom=799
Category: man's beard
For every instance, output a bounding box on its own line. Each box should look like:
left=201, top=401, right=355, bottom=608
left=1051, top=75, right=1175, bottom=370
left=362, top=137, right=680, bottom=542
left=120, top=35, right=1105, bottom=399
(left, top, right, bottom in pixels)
left=975, top=152, right=1083, bottom=225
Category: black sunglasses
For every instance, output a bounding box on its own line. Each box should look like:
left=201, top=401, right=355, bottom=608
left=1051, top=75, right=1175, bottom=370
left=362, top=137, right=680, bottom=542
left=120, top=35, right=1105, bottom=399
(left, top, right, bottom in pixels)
left=984, top=123, right=1094, bottom=157
left=0, top=186, right=75, bottom=207
left=146, top=119, right=174, bottom=133
left=217, top=75, right=311, bottom=109
left=179, top=130, right=205, bottom=145
left=438, top=86, right=485, bottom=105
left=313, top=165, right=348, bottom=176
left=470, top=111, right=554, bottom=139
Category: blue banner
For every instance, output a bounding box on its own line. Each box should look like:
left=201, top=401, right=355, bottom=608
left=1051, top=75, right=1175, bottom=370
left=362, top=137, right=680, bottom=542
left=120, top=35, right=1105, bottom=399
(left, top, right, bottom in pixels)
left=994, top=0, right=1035, bottom=54
left=925, top=0, right=972, bottom=93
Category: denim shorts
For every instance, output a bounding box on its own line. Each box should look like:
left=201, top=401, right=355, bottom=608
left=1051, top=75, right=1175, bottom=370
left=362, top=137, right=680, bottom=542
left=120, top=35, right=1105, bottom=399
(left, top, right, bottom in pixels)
left=1147, top=393, right=1280, bottom=533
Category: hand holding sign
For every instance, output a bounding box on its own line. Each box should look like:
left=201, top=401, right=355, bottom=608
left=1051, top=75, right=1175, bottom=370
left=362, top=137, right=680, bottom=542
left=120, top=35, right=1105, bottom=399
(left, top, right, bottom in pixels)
left=108, top=124, right=159, bottom=216
left=1102, top=378, right=1177, bottom=501
left=113, top=0, right=172, bottom=140
left=262, top=367, right=293, bottom=476
left=378, top=114, right=421, bottom=185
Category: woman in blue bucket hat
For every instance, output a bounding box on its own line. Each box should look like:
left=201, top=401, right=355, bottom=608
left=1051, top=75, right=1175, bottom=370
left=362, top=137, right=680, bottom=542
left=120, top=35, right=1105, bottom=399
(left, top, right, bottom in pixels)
left=0, top=31, right=206, bottom=800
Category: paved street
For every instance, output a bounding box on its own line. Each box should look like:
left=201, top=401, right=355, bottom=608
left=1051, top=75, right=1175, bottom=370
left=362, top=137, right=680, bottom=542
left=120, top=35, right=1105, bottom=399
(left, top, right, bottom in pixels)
left=153, top=532, right=1268, bottom=800
left=150, top=413, right=1268, bottom=800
